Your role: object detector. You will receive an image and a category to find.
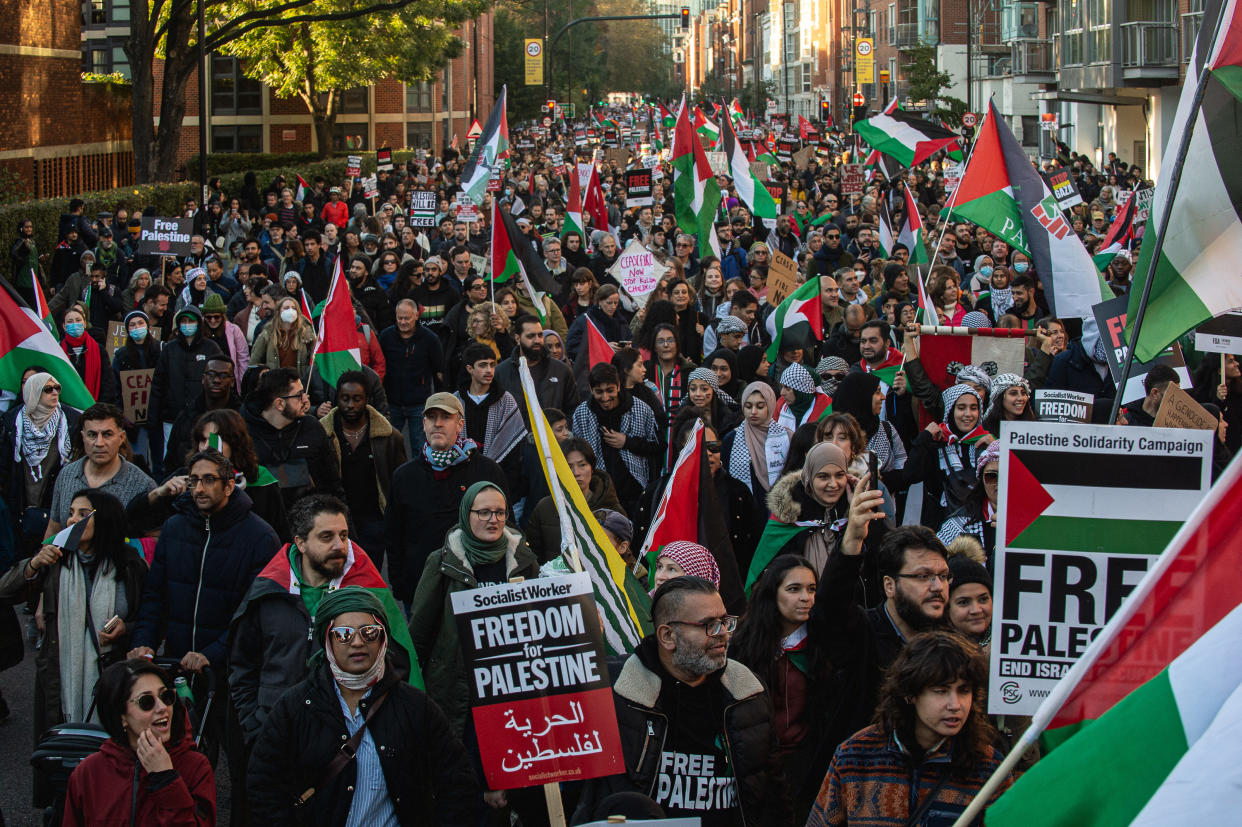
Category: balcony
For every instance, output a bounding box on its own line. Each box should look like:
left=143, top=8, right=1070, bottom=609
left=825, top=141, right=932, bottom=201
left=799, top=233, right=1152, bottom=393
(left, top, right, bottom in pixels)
left=999, top=1, right=1040, bottom=42
left=1181, top=12, right=1203, bottom=63
left=1012, top=40, right=1055, bottom=79
left=894, top=22, right=938, bottom=49
left=1120, top=21, right=1180, bottom=81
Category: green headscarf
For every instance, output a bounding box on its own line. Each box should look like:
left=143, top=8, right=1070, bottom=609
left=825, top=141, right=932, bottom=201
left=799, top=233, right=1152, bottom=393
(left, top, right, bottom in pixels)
left=457, top=481, right=510, bottom=567
left=308, top=585, right=388, bottom=668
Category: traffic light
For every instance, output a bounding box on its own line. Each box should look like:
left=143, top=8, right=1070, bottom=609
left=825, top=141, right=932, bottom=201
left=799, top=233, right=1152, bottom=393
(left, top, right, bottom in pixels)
left=680, top=7, right=690, bottom=29
left=545, top=100, right=556, bottom=116
left=819, top=100, right=831, bottom=124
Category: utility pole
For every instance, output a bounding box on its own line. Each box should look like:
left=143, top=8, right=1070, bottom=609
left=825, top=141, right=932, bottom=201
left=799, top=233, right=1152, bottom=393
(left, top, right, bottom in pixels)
left=198, top=0, right=207, bottom=206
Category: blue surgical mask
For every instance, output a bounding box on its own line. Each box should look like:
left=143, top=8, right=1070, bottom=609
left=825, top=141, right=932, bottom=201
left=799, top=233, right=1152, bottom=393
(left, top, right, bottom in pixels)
left=1013, top=262, right=1030, bottom=274
left=64, top=322, right=85, bottom=338
left=179, top=322, right=199, bottom=338
left=128, top=326, right=148, bottom=342
left=979, top=265, right=994, bottom=278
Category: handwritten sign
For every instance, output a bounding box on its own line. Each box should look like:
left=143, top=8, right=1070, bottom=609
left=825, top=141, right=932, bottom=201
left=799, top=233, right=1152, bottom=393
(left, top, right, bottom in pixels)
left=793, top=146, right=813, bottom=171
left=706, top=151, right=728, bottom=176
left=605, top=147, right=629, bottom=169
left=749, top=161, right=770, bottom=181
left=120, top=369, right=154, bottom=425
left=106, top=321, right=161, bottom=361
left=767, top=250, right=799, bottom=304
left=1153, top=383, right=1217, bottom=431
left=608, top=239, right=668, bottom=308
left=345, top=155, right=362, bottom=177
left=451, top=573, right=623, bottom=788
left=840, top=163, right=865, bottom=195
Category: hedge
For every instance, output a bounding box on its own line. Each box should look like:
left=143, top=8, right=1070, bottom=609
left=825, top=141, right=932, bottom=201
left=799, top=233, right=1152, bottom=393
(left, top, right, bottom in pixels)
left=1, top=151, right=424, bottom=256
left=186, top=149, right=423, bottom=177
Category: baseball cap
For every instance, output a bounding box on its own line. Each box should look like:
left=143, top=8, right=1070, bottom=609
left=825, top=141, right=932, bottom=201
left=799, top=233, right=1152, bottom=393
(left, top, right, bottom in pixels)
left=424, top=392, right=463, bottom=417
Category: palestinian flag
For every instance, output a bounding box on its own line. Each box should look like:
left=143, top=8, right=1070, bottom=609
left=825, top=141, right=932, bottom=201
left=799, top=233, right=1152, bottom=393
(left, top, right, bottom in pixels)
left=294, top=174, right=310, bottom=203
left=309, top=256, right=361, bottom=389
left=238, top=542, right=422, bottom=687
left=721, top=112, right=779, bottom=220
left=745, top=515, right=829, bottom=591
left=298, top=289, right=316, bottom=322
left=854, top=108, right=959, bottom=167
left=45, top=513, right=92, bottom=552
left=637, top=419, right=746, bottom=613
left=729, top=98, right=745, bottom=126
left=0, top=282, right=95, bottom=410
left=773, top=393, right=832, bottom=429
left=659, top=102, right=675, bottom=129
left=946, top=100, right=1109, bottom=323
left=1093, top=190, right=1138, bottom=271
left=562, top=162, right=586, bottom=241
left=987, top=455, right=1242, bottom=826
left=917, top=328, right=1027, bottom=391
left=897, top=183, right=930, bottom=268
left=862, top=346, right=904, bottom=393
left=518, top=358, right=651, bottom=654
left=913, top=260, right=938, bottom=324
left=764, top=278, right=824, bottom=363
left=572, top=313, right=614, bottom=394
left=460, top=85, right=510, bottom=205
left=671, top=96, right=723, bottom=254
left=694, top=106, right=719, bottom=143
left=32, top=273, right=56, bottom=338
left=1126, top=0, right=1242, bottom=362
left=746, top=140, right=780, bottom=167
left=491, top=201, right=560, bottom=327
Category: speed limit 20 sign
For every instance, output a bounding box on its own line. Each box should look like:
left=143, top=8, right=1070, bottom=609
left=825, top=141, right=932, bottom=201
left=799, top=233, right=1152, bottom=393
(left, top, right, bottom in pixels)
left=962, top=112, right=978, bottom=128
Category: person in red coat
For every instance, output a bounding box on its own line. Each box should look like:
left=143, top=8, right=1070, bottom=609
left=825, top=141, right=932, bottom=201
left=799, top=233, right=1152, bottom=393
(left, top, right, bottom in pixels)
left=63, top=659, right=216, bottom=826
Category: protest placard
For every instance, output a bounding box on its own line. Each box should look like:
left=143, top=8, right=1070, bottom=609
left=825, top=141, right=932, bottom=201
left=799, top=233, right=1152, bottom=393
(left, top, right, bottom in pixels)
left=574, top=127, right=588, bottom=146
left=470, top=253, right=489, bottom=276
left=1041, top=168, right=1083, bottom=209
left=605, top=147, right=629, bottom=169
left=105, top=321, right=161, bottom=360
left=793, top=146, right=813, bottom=171
left=1133, top=187, right=1154, bottom=224
left=137, top=217, right=194, bottom=256
left=361, top=175, right=379, bottom=199
left=376, top=147, right=393, bottom=172
left=706, top=151, right=728, bottom=176
left=1031, top=389, right=1094, bottom=423
left=749, top=161, right=770, bottom=181
left=776, top=137, right=798, bottom=163
left=1153, top=384, right=1218, bottom=431
left=989, top=422, right=1212, bottom=715
left=455, top=192, right=480, bottom=223
left=624, top=168, right=654, bottom=208
left=345, top=155, right=362, bottom=177
left=451, top=572, right=623, bottom=788
left=766, top=251, right=799, bottom=304
left=552, top=153, right=567, bottom=175
left=1093, top=295, right=1191, bottom=403
left=408, top=190, right=438, bottom=228
left=763, top=182, right=784, bottom=212
left=943, top=162, right=962, bottom=194
left=608, top=239, right=668, bottom=307
left=119, top=369, right=154, bottom=425
left=840, top=164, right=865, bottom=195
left=1193, top=311, right=1242, bottom=354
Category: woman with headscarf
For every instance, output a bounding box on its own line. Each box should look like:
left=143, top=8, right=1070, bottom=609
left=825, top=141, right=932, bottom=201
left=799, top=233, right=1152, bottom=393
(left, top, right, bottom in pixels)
left=907, top=384, right=991, bottom=529
left=686, top=366, right=741, bottom=434
left=937, top=440, right=1001, bottom=567
left=980, top=373, right=1034, bottom=436
left=774, top=362, right=833, bottom=432
left=250, top=586, right=477, bottom=825
left=175, top=266, right=211, bottom=312
left=705, top=347, right=742, bottom=399
left=61, top=302, right=118, bottom=404
left=0, top=490, right=146, bottom=737
left=831, top=372, right=908, bottom=477
left=736, top=344, right=774, bottom=389
left=724, top=381, right=793, bottom=519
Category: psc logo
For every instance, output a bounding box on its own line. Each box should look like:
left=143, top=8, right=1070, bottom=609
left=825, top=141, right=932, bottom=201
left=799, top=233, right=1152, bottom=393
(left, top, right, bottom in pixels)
left=999, top=681, right=1023, bottom=705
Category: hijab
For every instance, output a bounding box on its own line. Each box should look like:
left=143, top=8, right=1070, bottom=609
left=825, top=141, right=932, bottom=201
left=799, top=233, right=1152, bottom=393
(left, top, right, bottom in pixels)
left=706, top=348, right=741, bottom=398
left=311, top=586, right=389, bottom=690
left=799, top=442, right=850, bottom=573
left=780, top=362, right=819, bottom=420
left=942, top=384, right=988, bottom=441
left=832, top=372, right=881, bottom=440
left=736, top=345, right=770, bottom=386
left=737, top=382, right=787, bottom=493
left=456, top=481, right=510, bottom=567
left=16, top=372, right=72, bottom=481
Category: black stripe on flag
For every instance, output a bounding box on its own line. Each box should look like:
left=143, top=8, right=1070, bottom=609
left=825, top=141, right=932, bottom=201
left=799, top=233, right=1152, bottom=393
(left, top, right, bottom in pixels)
left=1202, top=72, right=1242, bottom=227
left=1012, top=450, right=1203, bottom=490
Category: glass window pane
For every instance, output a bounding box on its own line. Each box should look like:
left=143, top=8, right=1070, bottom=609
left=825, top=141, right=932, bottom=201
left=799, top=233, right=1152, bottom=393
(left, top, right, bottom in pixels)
left=212, top=127, right=236, bottom=153
left=111, top=0, right=130, bottom=22
left=238, top=126, right=263, bottom=153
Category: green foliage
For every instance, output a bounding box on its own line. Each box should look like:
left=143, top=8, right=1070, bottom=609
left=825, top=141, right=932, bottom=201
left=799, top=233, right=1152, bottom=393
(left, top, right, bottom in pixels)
left=0, top=167, right=33, bottom=206
left=902, top=45, right=967, bottom=123
left=81, top=72, right=133, bottom=87
left=186, top=149, right=421, bottom=176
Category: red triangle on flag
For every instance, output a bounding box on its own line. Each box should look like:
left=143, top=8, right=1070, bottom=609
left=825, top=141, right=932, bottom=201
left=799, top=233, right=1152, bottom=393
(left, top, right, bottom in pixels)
left=585, top=316, right=613, bottom=370
left=1005, top=451, right=1055, bottom=545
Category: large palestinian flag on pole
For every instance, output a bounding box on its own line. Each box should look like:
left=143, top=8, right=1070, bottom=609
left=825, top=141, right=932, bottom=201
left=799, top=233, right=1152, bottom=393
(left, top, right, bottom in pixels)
left=896, top=183, right=930, bottom=268
left=1093, top=190, right=1138, bottom=271
left=764, top=278, right=823, bottom=362
left=854, top=107, right=959, bottom=167
left=490, top=201, right=559, bottom=325
left=721, top=111, right=778, bottom=220
left=562, top=162, right=585, bottom=241
left=946, top=100, right=1110, bottom=323
left=1125, top=0, right=1242, bottom=362
left=460, top=85, right=509, bottom=205
left=309, top=256, right=361, bottom=389
left=671, top=96, right=723, bottom=253
left=986, top=454, right=1242, bottom=826
left=0, top=282, right=95, bottom=409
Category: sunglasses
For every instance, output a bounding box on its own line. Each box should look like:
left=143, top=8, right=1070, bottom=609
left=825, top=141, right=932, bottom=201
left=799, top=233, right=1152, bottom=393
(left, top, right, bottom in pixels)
left=130, top=688, right=176, bottom=711
left=704, top=441, right=722, bottom=453
left=328, top=624, right=386, bottom=645
left=982, top=471, right=1000, bottom=484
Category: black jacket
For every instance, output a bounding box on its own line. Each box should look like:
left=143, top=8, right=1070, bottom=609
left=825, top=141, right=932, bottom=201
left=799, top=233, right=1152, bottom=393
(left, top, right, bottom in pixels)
left=148, top=322, right=222, bottom=427
left=573, top=638, right=792, bottom=826
left=494, top=350, right=580, bottom=427
left=248, top=661, right=477, bottom=827
left=384, top=450, right=508, bottom=602
left=306, top=362, right=390, bottom=417
left=131, top=488, right=280, bottom=667
left=242, top=399, right=343, bottom=508
left=162, top=389, right=242, bottom=473
left=0, top=405, right=81, bottom=519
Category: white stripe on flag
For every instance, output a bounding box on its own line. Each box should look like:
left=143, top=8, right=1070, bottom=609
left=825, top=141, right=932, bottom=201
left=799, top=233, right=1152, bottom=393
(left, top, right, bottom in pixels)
left=865, top=113, right=930, bottom=148
left=1040, top=485, right=1205, bottom=522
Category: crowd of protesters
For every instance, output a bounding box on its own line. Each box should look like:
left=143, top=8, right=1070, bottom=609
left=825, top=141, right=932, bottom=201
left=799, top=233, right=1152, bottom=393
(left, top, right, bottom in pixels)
left=0, top=105, right=1227, bottom=827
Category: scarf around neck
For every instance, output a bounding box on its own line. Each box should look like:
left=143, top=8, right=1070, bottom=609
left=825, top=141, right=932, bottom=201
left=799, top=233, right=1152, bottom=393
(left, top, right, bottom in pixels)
left=60, top=332, right=101, bottom=398
left=736, top=381, right=788, bottom=492
left=422, top=431, right=477, bottom=471
left=456, top=481, right=510, bottom=566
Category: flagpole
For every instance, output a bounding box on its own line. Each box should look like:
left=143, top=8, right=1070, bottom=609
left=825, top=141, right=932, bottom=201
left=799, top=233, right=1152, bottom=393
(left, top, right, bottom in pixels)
left=928, top=112, right=985, bottom=276
left=1108, top=36, right=1219, bottom=425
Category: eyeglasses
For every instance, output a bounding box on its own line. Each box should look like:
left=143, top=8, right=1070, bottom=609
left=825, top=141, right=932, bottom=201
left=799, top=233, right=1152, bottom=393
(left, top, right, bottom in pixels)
left=825, top=234, right=841, bottom=239
left=667, top=616, right=738, bottom=637
left=279, top=390, right=308, bottom=401
left=327, top=624, right=387, bottom=645
left=894, top=572, right=954, bottom=585
left=704, top=441, right=721, bottom=453
left=470, top=508, right=507, bottom=522
left=186, top=474, right=223, bottom=488
left=130, top=688, right=176, bottom=711
left=982, top=471, right=1000, bottom=484
left=203, top=314, right=223, bottom=322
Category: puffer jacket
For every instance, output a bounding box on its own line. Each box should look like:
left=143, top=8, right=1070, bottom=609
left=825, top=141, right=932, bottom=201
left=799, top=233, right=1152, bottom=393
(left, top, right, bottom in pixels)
left=148, top=307, right=223, bottom=427
left=248, top=660, right=477, bottom=826
left=131, top=488, right=280, bottom=667
left=407, top=527, right=538, bottom=735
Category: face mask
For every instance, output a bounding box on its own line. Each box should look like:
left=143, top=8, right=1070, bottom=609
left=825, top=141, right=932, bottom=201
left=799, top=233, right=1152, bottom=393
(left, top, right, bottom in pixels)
left=64, top=322, right=85, bottom=338
left=179, top=322, right=199, bottom=338
left=979, top=265, right=994, bottom=278
left=128, top=326, right=148, bottom=342
left=280, top=308, right=298, bottom=324
left=1013, top=262, right=1029, bottom=274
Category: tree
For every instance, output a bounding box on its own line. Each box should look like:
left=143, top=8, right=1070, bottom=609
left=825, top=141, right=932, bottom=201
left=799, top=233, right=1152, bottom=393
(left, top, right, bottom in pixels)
left=901, top=44, right=967, bottom=125
left=125, top=0, right=478, bottom=183
left=219, top=0, right=486, bottom=158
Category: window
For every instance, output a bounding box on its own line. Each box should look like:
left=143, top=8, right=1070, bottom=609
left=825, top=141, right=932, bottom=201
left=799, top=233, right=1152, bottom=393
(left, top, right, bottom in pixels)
left=1021, top=115, right=1040, bottom=147
left=888, top=4, right=897, bottom=44
left=339, top=87, right=369, bottom=114
left=110, top=45, right=129, bottom=78
left=406, top=81, right=433, bottom=112
left=91, top=48, right=107, bottom=72
left=212, top=125, right=263, bottom=154
left=802, top=63, right=812, bottom=92
left=87, top=0, right=105, bottom=25
left=407, top=122, right=433, bottom=149
left=111, top=0, right=130, bottom=23
left=332, top=122, right=368, bottom=151
left=211, top=55, right=261, bottom=116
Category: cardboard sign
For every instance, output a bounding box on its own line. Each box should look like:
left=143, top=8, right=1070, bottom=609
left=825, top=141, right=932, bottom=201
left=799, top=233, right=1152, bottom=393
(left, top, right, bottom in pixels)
left=1093, top=295, right=1191, bottom=403
left=989, top=422, right=1213, bottom=715
left=605, top=147, right=629, bottom=169
left=1031, top=389, right=1094, bottom=423
left=706, top=151, right=728, bottom=176
left=1133, top=188, right=1155, bottom=224
left=361, top=175, right=379, bottom=199
left=1041, top=168, right=1083, bottom=209
left=105, top=321, right=161, bottom=360
left=766, top=251, right=799, bottom=305
left=607, top=239, right=668, bottom=308
left=408, top=189, right=438, bottom=228
left=345, top=155, right=362, bottom=177
left=1193, top=310, right=1242, bottom=354
left=840, top=164, right=865, bottom=195
left=137, top=217, right=194, bottom=256
left=119, top=369, right=154, bottom=425
left=1153, top=383, right=1217, bottom=431
left=624, top=168, right=653, bottom=208
left=749, top=161, right=770, bottom=181
left=793, top=146, right=813, bottom=171
left=455, top=192, right=480, bottom=223
left=376, top=147, right=393, bottom=172
left=451, top=573, right=623, bottom=789
left=470, top=253, right=489, bottom=276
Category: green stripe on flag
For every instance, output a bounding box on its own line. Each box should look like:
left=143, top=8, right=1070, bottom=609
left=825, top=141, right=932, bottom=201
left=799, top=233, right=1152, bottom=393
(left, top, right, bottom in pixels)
left=988, top=668, right=1187, bottom=827
left=1010, top=516, right=1184, bottom=555
left=745, top=520, right=810, bottom=592
left=944, top=189, right=1030, bottom=257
